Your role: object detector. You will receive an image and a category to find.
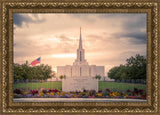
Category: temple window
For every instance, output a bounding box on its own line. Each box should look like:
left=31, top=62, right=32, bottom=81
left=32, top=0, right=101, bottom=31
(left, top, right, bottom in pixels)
left=80, top=51, right=82, bottom=61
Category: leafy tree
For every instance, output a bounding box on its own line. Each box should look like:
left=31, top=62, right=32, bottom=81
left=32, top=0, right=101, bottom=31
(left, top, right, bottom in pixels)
left=59, top=75, right=63, bottom=80
left=114, top=65, right=127, bottom=80
left=59, top=75, right=66, bottom=80
left=95, top=75, right=101, bottom=80
left=14, top=64, right=24, bottom=80
left=126, top=54, right=146, bottom=79
left=14, top=63, right=55, bottom=81
left=107, top=54, right=146, bottom=80
left=126, top=54, right=146, bottom=67
left=108, top=66, right=120, bottom=80
left=14, top=63, right=31, bottom=81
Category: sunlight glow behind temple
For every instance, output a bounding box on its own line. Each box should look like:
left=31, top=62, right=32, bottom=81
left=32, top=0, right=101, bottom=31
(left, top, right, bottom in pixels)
left=52, top=54, right=76, bottom=58
left=13, top=13, right=146, bottom=74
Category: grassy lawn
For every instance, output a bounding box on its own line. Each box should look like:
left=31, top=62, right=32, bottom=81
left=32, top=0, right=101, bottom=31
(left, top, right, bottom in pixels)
left=14, top=81, right=62, bottom=90
left=99, top=81, right=146, bottom=91
left=14, top=81, right=146, bottom=91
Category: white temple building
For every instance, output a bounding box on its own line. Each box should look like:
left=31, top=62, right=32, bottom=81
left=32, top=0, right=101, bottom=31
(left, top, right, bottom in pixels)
left=57, top=28, right=105, bottom=79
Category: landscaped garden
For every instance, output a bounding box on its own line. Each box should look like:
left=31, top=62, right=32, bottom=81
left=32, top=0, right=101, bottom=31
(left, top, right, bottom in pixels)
left=13, top=54, right=146, bottom=99
left=13, top=81, right=146, bottom=99
left=14, top=81, right=146, bottom=91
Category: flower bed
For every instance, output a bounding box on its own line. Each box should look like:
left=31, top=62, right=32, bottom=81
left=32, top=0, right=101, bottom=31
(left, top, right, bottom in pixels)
left=13, top=87, right=146, bottom=99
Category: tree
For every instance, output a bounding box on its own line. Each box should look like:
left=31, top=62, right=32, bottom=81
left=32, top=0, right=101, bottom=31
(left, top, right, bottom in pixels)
left=126, top=54, right=146, bottom=67
left=59, top=75, right=63, bottom=80
left=126, top=54, right=146, bottom=79
left=108, top=66, right=121, bottom=80
left=14, top=63, right=54, bottom=81
left=14, top=63, right=31, bottom=81
left=114, top=65, right=127, bottom=80
left=95, top=75, right=101, bottom=80
left=59, top=75, right=66, bottom=80
left=14, top=64, right=24, bottom=80
left=107, top=54, right=146, bottom=80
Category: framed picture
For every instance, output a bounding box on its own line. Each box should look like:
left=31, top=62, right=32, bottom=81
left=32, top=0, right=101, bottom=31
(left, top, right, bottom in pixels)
left=0, top=0, right=159, bottom=114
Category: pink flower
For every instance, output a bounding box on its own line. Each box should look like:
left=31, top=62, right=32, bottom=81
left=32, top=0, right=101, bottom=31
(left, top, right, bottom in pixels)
left=89, top=95, right=95, bottom=98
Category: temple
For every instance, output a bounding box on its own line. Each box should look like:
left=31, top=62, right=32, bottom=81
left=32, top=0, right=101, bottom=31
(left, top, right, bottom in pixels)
left=57, top=28, right=104, bottom=79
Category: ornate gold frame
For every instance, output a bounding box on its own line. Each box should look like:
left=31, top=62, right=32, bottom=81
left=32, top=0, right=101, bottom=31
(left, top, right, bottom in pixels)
left=0, top=0, right=159, bottom=114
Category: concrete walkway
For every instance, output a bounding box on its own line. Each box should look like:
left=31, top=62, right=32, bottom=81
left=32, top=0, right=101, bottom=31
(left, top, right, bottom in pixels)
left=13, top=98, right=147, bottom=102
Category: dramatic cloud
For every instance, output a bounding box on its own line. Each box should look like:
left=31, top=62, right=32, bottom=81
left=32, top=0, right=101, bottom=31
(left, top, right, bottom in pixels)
left=13, top=14, right=45, bottom=27
left=14, top=13, right=147, bottom=74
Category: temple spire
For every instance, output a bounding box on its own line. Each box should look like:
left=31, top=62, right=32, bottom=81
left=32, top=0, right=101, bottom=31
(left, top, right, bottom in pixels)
left=73, top=27, right=88, bottom=65
left=79, top=27, right=83, bottom=49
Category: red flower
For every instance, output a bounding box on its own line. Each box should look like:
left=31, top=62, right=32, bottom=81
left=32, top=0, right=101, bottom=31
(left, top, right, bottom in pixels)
left=98, top=90, right=102, bottom=93
left=30, top=90, right=38, bottom=95
left=51, top=89, right=59, bottom=93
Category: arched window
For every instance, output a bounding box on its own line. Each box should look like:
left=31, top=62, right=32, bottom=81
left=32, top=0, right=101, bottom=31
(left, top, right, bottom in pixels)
left=80, top=67, right=81, bottom=76
left=80, top=51, right=82, bottom=61
left=71, top=68, right=72, bottom=77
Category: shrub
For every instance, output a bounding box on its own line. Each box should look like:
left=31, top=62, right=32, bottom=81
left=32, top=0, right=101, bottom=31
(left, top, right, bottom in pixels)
left=14, top=89, right=22, bottom=94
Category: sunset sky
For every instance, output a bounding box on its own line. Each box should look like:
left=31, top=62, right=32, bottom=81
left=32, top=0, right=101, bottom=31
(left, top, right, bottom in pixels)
left=13, top=13, right=147, bottom=75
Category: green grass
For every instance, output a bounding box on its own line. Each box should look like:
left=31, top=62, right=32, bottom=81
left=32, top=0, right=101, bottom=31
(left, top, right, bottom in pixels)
left=13, top=81, right=146, bottom=91
left=99, top=81, right=146, bottom=91
left=14, top=81, right=62, bottom=90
